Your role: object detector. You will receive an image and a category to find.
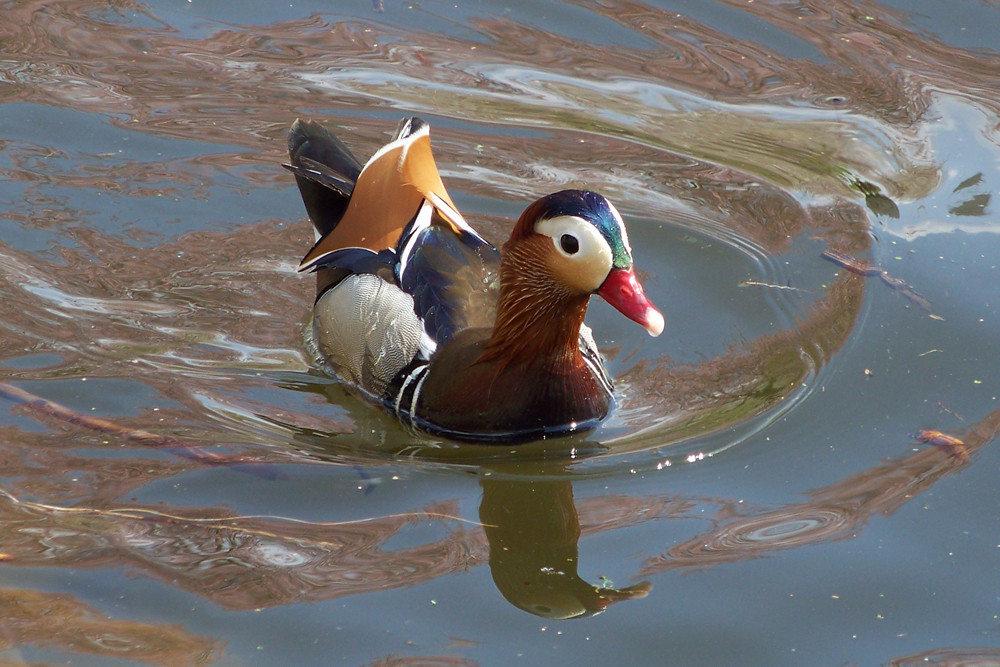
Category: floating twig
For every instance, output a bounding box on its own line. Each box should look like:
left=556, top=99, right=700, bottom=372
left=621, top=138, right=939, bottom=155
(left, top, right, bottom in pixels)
left=739, top=280, right=801, bottom=291
left=822, top=249, right=881, bottom=277
left=822, top=249, right=933, bottom=313
left=936, top=401, right=965, bottom=423
left=0, top=381, right=274, bottom=473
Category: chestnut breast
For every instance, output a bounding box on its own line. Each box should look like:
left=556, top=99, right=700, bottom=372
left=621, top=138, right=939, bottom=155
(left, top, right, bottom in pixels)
left=413, top=328, right=612, bottom=439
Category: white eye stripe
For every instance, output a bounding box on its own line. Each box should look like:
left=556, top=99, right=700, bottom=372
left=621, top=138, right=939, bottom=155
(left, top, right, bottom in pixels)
left=605, top=200, right=631, bottom=254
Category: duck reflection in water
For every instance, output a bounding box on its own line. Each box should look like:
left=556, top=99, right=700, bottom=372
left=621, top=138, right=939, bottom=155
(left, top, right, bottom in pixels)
left=479, top=475, right=650, bottom=618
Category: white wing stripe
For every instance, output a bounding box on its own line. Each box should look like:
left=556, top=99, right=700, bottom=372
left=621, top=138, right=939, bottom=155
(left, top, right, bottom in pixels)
left=396, top=200, right=435, bottom=278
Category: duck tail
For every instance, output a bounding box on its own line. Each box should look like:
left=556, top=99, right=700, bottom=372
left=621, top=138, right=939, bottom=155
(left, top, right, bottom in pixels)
left=285, top=119, right=363, bottom=237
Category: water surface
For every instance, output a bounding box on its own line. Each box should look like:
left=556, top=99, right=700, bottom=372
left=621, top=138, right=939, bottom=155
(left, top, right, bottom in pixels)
left=1, top=0, right=999, bottom=665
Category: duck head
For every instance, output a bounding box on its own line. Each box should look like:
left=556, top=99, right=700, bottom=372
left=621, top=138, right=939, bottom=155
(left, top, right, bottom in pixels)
left=503, top=189, right=664, bottom=337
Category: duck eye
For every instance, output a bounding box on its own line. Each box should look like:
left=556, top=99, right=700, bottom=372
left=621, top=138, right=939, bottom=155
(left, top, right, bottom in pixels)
left=560, top=233, right=580, bottom=255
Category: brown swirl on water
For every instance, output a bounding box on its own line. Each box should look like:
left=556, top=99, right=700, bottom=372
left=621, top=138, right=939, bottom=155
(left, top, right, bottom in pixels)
left=0, top=487, right=488, bottom=611
left=3, top=0, right=996, bottom=198
left=640, top=405, right=1000, bottom=574
left=0, top=215, right=360, bottom=473
left=365, top=656, right=481, bottom=667
left=889, top=647, right=1000, bottom=667
left=0, top=222, right=309, bottom=363
left=582, top=0, right=1000, bottom=124
left=0, top=403, right=995, bottom=621
left=0, top=587, right=220, bottom=666
left=576, top=493, right=697, bottom=533
left=0, top=421, right=196, bottom=504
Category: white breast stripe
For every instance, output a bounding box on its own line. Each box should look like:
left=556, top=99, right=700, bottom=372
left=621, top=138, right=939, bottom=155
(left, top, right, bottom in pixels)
left=409, top=366, right=430, bottom=425
left=583, top=350, right=614, bottom=398
left=579, top=324, right=614, bottom=397
left=394, top=363, right=428, bottom=417
left=419, top=329, right=438, bottom=358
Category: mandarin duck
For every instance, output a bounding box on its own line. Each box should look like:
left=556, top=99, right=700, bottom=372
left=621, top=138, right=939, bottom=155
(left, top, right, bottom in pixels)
left=286, top=117, right=662, bottom=442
